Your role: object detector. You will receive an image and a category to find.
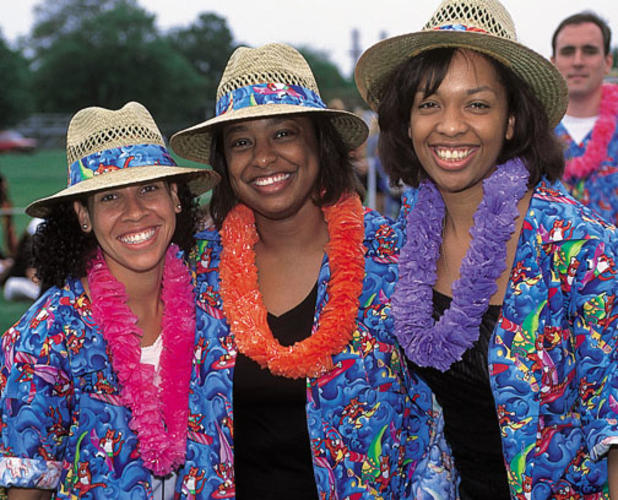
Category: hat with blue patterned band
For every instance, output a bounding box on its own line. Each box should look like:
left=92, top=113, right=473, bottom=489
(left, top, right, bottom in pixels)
left=170, top=43, right=369, bottom=164
left=26, top=101, right=220, bottom=218
left=354, top=0, right=568, bottom=127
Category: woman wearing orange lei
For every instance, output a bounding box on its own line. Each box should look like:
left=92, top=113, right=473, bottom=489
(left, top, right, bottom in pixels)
left=169, top=43, right=457, bottom=499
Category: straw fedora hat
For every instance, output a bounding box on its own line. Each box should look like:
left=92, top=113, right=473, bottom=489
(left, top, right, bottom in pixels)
left=26, top=102, right=220, bottom=218
left=170, top=43, right=369, bottom=164
left=355, top=0, right=568, bottom=127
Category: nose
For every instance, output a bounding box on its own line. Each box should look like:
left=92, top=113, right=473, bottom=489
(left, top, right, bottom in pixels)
left=253, top=139, right=277, bottom=168
left=123, top=192, right=147, bottom=220
left=572, top=48, right=585, bottom=66
left=435, top=105, right=467, bottom=137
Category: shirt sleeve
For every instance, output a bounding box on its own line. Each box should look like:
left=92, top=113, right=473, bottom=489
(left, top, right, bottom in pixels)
left=568, top=236, right=618, bottom=461
left=0, top=293, right=73, bottom=489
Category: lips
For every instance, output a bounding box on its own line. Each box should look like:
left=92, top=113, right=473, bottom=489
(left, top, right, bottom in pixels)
left=433, top=146, right=475, bottom=162
left=252, top=172, right=291, bottom=187
left=118, top=227, right=157, bottom=245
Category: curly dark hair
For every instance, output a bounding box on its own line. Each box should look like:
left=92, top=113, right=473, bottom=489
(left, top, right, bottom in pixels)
left=208, top=114, right=364, bottom=228
left=33, top=181, right=199, bottom=292
left=377, top=48, right=565, bottom=189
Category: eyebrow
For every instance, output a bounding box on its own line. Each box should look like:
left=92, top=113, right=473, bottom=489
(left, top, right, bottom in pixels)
left=466, top=85, right=496, bottom=96
left=559, top=44, right=600, bottom=51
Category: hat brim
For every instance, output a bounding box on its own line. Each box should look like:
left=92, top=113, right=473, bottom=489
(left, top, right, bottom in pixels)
left=26, top=165, right=220, bottom=218
left=170, top=104, right=369, bottom=165
left=355, top=30, right=568, bottom=128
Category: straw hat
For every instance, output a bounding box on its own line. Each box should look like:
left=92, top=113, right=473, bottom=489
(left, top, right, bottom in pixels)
left=354, top=0, right=568, bottom=127
left=26, top=102, right=220, bottom=218
left=170, top=43, right=369, bottom=164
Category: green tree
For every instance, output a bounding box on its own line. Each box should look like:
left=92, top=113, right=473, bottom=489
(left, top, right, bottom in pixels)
left=167, top=13, right=236, bottom=123
left=298, top=47, right=363, bottom=110
left=30, top=0, right=205, bottom=133
left=0, top=35, right=33, bottom=128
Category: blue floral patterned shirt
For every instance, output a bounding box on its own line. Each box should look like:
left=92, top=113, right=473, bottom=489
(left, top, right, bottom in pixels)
left=400, top=179, right=618, bottom=498
left=175, top=206, right=458, bottom=499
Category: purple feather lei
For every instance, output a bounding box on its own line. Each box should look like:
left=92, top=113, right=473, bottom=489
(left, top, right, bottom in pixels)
left=392, top=158, right=530, bottom=371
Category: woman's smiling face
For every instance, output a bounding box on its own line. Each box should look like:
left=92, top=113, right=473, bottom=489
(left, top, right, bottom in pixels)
left=408, top=50, right=514, bottom=195
left=74, top=181, right=180, bottom=280
left=222, top=115, right=320, bottom=221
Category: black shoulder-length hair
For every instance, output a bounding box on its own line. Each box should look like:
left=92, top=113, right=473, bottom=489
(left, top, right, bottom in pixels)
left=33, top=181, right=199, bottom=292
left=377, top=47, right=565, bottom=188
left=208, top=114, right=364, bottom=228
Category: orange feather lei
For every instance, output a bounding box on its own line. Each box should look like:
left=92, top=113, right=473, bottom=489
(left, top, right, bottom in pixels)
left=219, top=195, right=365, bottom=379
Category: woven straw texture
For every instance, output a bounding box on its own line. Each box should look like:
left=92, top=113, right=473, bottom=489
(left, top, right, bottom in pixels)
left=67, top=102, right=164, bottom=166
left=27, top=102, right=219, bottom=217
left=354, top=0, right=567, bottom=128
left=170, top=43, right=368, bottom=165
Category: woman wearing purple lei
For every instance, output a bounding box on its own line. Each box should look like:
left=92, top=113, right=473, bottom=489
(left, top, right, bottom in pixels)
left=356, top=0, right=618, bottom=498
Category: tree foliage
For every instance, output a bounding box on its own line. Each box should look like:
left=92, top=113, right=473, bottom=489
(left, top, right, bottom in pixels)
left=167, top=13, right=237, bottom=123
left=299, top=47, right=363, bottom=110
left=10, top=0, right=363, bottom=132
left=0, top=35, right=33, bottom=128
left=30, top=0, right=205, bottom=133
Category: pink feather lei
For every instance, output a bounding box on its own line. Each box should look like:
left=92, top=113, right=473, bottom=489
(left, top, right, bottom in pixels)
left=87, top=244, right=195, bottom=476
left=564, top=84, right=618, bottom=179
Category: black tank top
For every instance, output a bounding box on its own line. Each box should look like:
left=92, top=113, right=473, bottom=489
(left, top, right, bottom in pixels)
left=413, top=290, right=511, bottom=500
left=233, top=283, right=319, bottom=500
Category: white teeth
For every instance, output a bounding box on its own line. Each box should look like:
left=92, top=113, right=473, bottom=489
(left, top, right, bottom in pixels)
left=253, top=173, right=290, bottom=186
left=119, top=228, right=155, bottom=244
left=435, top=148, right=472, bottom=161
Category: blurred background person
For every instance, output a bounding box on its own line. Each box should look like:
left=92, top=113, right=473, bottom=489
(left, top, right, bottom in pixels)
left=552, top=11, right=618, bottom=224
left=1, top=217, right=42, bottom=301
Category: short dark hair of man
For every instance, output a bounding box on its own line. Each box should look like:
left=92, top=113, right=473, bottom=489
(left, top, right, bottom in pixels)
left=551, top=11, right=612, bottom=56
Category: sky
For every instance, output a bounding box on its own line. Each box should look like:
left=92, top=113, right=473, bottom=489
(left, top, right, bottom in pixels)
left=1, top=0, right=617, bottom=77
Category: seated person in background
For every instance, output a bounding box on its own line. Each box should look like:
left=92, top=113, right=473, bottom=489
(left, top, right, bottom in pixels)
left=2, top=217, right=43, bottom=301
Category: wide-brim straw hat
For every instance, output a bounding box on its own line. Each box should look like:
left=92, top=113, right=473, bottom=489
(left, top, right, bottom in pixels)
left=26, top=102, right=220, bottom=218
left=170, top=43, right=369, bottom=164
left=355, top=0, right=568, bottom=128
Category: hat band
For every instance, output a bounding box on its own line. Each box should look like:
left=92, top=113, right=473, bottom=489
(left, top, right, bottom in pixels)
left=216, top=82, right=326, bottom=117
left=68, top=144, right=177, bottom=188
left=432, top=23, right=489, bottom=33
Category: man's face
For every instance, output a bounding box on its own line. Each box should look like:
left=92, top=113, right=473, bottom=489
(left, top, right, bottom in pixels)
left=552, top=22, right=613, bottom=101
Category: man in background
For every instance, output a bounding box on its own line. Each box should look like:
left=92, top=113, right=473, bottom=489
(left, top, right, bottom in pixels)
left=551, top=12, right=618, bottom=224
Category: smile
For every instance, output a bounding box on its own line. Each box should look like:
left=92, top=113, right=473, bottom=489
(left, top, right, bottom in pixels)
left=433, top=147, right=474, bottom=162
left=118, top=227, right=156, bottom=245
left=253, top=172, right=291, bottom=186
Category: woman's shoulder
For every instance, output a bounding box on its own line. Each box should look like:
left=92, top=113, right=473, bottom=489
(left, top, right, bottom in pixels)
left=362, top=206, right=403, bottom=264
left=4, top=278, right=87, bottom=343
left=528, top=179, right=617, bottom=244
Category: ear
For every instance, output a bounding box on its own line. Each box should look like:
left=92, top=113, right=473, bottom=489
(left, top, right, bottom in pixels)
left=605, top=53, right=613, bottom=74
left=73, top=200, right=92, bottom=232
left=505, top=115, right=515, bottom=141
left=169, top=183, right=181, bottom=213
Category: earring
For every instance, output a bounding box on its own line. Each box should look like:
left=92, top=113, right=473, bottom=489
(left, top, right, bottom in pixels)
left=176, top=203, right=182, bottom=210
left=82, top=223, right=89, bottom=230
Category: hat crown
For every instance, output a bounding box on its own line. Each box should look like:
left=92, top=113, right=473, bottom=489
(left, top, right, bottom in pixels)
left=216, top=43, right=321, bottom=102
left=424, top=0, right=516, bottom=41
left=66, top=101, right=165, bottom=166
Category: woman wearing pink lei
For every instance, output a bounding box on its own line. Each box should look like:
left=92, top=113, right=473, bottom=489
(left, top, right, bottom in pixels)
left=0, top=102, right=219, bottom=499
left=356, top=0, right=618, bottom=498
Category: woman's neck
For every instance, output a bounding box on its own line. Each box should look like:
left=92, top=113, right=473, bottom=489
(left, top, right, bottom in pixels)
left=254, top=201, right=329, bottom=255
left=252, top=201, right=329, bottom=316
left=83, top=257, right=165, bottom=346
